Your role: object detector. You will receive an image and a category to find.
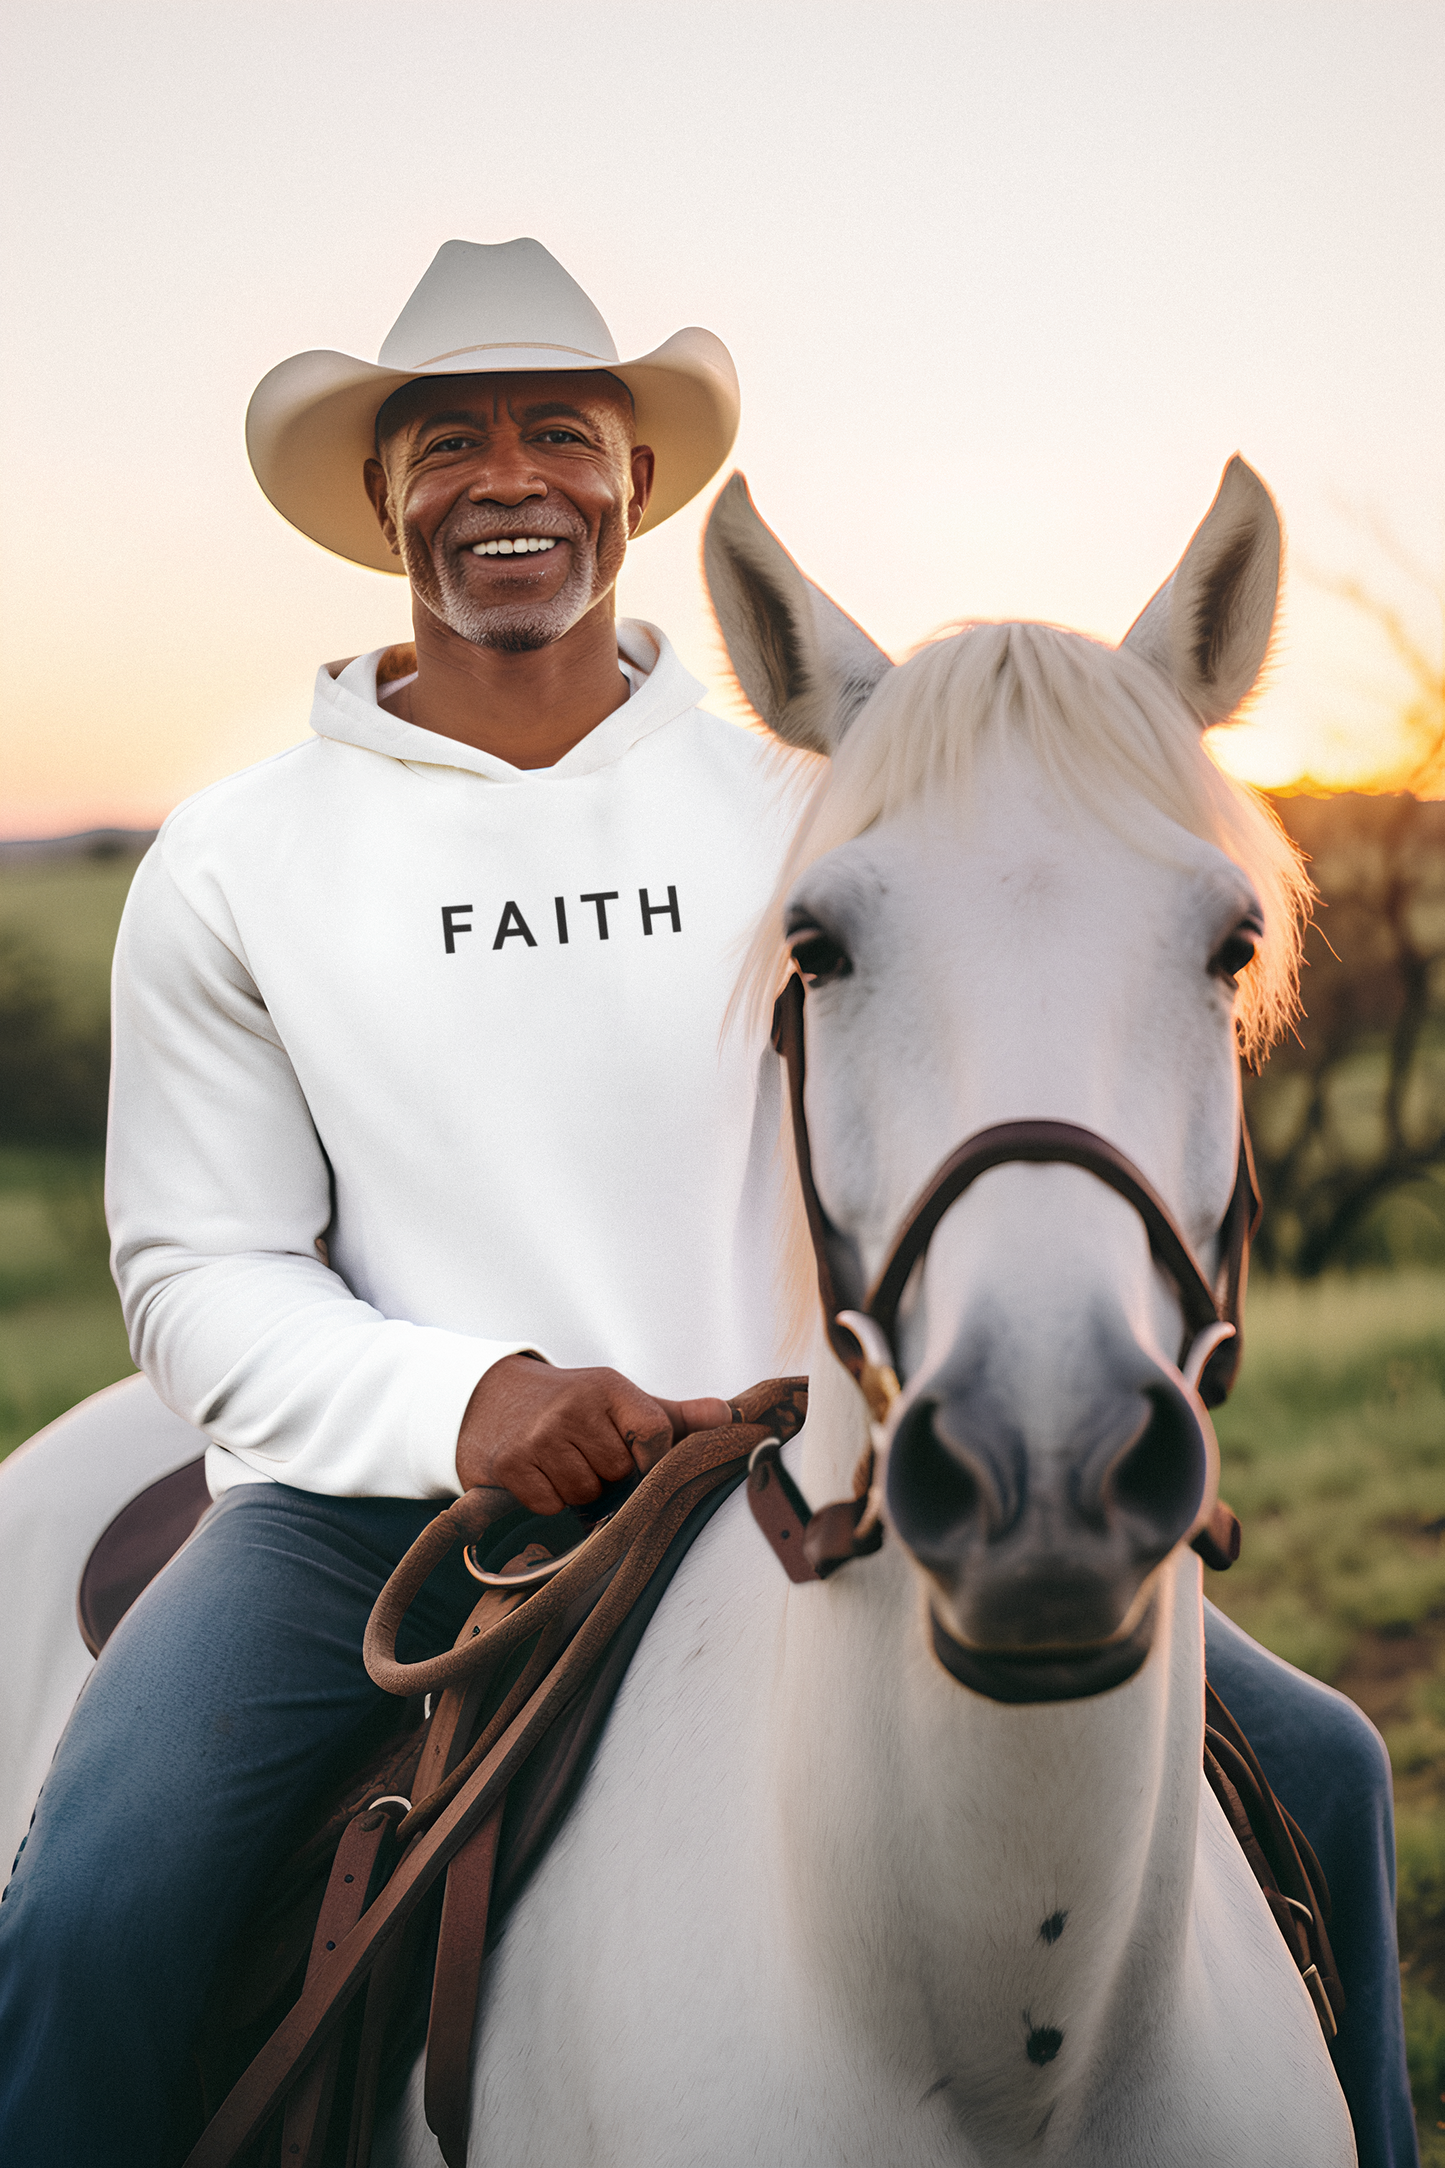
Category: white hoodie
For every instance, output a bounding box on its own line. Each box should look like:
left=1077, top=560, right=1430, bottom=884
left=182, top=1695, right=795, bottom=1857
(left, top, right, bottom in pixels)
left=107, top=623, right=801, bottom=1500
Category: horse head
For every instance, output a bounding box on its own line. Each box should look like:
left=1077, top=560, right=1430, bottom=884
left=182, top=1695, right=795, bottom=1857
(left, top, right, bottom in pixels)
left=706, top=460, right=1306, bottom=1701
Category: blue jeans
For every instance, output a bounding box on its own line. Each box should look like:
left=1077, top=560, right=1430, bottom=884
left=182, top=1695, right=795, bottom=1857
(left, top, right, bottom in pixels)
left=0, top=1493, right=1416, bottom=2167
left=1204, top=1599, right=1417, bottom=2167
left=0, top=1483, right=478, bottom=2168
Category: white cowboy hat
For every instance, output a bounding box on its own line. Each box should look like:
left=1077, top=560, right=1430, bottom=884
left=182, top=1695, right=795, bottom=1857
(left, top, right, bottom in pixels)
left=245, top=238, right=740, bottom=573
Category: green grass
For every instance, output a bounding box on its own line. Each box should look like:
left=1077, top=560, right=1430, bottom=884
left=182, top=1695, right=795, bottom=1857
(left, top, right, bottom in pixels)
left=1398, top=1813, right=1445, bottom=2163
left=1209, top=1270, right=1445, bottom=2152
left=0, top=1147, right=135, bottom=1460
left=0, top=857, right=143, bottom=1452
left=1210, top=1274, right=1445, bottom=1679
left=0, top=848, right=145, bottom=1033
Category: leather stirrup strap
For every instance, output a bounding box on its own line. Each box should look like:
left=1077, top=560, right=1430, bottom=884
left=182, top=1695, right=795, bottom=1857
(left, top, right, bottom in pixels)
left=408, top=1582, right=535, bottom=1831
left=343, top=1920, right=421, bottom=2168
left=336, top=1591, right=520, bottom=2168
left=424, top=1803, right=505, bottom=2167
left=280, top=1800, right=402, bottom=2165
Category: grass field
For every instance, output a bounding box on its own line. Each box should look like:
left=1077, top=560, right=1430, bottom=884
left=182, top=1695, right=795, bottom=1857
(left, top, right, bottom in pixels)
left=0, top=1146, right=134, bottom=1458
left=0, top=854, right=143, bottom=1451
left=3, top=852, right=1445, bottom=2150
left=0, top=848, right=144, bottom=1034
left=1207, top=1276, right=1445, bottom=2155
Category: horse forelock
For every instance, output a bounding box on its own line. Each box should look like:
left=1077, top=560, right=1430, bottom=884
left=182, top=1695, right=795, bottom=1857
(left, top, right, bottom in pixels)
left=731, top=617, right=1313, bottom=1356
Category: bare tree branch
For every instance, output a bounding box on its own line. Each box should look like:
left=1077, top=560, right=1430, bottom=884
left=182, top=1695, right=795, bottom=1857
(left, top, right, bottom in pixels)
left=1302, top=519, right=1445, bottom=792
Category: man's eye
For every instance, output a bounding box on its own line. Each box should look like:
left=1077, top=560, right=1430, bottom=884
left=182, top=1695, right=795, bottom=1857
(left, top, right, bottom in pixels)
left=788, top=927, right=852, bottom=987
left=535, top=428, right=584, bottom=445
left=425, top=435, right=475, bottom=456
left=1210, top=919, right=1262, bottom=986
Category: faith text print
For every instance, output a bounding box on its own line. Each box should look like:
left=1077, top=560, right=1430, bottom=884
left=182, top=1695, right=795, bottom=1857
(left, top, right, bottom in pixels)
left=442, top=887, right=681, bottom=955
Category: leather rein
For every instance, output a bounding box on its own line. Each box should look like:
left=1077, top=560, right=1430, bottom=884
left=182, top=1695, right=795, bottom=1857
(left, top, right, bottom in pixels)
left=751, top=970, right=1260, bottom=1581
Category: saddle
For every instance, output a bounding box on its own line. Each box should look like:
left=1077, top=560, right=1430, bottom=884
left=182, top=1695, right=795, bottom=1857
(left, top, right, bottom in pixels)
left=78, top=1379, right=1343, bottom=2168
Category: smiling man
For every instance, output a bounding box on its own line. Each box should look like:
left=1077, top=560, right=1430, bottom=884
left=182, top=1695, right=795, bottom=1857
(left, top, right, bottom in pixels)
left=0, top=239, right=799, bottom=2164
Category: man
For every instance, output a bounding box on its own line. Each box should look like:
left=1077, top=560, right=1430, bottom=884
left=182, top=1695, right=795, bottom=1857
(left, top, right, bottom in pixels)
left=0, top=238, right=1415, bottom=2168
left=0, top=237, right=800, bottom=2163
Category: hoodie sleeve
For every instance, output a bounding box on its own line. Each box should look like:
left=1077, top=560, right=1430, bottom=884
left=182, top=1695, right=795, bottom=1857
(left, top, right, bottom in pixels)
left=106, top=842, right=538, bottom=1499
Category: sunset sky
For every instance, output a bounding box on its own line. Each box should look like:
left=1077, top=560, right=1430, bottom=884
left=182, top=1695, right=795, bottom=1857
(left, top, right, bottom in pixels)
left=2, top=1, right=1442, bottom=837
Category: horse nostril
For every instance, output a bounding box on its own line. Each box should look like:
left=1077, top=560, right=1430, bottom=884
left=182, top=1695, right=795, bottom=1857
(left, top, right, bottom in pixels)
left=1105, top=1387, right=1205, bottom=1546
left=887, top=1398, right=989, bottom=1563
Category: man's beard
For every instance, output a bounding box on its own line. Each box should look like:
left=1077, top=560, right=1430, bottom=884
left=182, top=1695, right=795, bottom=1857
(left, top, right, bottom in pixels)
left=400, top=502, right=621, bottom=652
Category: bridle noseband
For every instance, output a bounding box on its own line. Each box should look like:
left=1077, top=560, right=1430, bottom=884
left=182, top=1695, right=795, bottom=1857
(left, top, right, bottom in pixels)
left=749, top=971, right=1257, bottom=1581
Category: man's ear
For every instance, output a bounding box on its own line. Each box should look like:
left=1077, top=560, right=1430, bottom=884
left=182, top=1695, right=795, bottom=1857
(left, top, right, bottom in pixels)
left=627, top=443, right=656, bottom=538
left=1122, top=456, right=1281, bottom=726
left=704, top=473, right=892, bottom=754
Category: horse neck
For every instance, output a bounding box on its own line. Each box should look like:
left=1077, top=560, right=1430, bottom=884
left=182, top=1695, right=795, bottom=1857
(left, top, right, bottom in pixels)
left=778, top=1342, right=1207, bottom=2114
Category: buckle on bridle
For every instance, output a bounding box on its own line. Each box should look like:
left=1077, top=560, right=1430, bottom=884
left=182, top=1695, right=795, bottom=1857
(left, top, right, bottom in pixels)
left=833, top=1309, right=901, bottom=1427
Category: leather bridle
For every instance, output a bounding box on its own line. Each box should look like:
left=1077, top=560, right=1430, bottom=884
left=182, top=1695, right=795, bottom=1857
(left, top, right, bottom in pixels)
left=750, top=970, right=1259, bottom=1580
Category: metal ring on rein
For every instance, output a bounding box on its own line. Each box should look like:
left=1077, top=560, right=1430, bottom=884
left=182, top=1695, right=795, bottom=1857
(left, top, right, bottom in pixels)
left=463, top=1515, right=620, bottom=1589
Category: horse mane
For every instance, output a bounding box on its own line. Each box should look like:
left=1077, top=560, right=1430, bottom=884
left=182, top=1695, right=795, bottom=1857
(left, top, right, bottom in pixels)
left=731, top=618, right=1313, bottom=1356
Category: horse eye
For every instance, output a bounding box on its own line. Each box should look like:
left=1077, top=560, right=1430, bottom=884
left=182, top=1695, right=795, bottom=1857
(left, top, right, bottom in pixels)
left=1210, top=921, right=1260, bottom=986
left=789, top=927, right=852, bottom=987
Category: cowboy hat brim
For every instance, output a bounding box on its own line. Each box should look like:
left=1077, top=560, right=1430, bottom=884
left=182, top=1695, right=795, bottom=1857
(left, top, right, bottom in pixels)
left=245, top=328, right=740, bottom=574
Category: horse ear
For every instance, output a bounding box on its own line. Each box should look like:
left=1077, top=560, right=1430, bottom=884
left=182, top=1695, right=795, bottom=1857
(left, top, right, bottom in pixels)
left=704, top=473, right=893, bottom=754
left=1122, top=457, right=1281, bottom=726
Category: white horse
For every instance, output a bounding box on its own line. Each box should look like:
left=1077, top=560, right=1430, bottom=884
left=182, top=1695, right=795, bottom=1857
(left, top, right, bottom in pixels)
left=0, top=458, right=1355, bottom=2165
left=374, top=457, right=1351, bottom=2163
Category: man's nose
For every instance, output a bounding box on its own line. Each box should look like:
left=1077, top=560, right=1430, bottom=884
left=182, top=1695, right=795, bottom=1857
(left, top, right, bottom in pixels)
left=467, top=439, right=547, bottom=505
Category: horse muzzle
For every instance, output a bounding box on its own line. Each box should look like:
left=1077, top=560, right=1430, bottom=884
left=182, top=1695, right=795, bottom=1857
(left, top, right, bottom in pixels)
left=886, top=1345, right=1212, bottom=1703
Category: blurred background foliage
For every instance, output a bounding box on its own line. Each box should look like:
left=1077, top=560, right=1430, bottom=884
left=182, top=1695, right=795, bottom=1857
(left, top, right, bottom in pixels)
left=1, top=799, right=1444, bottom=2147
left=0, top=838, right=145, bottom=1458
left=1247, top=793, right=1445, bottom=1277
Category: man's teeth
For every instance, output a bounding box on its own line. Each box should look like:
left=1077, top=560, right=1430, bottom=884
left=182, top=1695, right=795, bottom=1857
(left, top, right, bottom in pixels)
left=470, top=537, right=559, bottom=556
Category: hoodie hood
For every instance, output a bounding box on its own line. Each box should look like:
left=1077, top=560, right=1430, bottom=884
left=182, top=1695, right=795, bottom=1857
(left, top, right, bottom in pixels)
left=310, top=619, right=706, bottom=783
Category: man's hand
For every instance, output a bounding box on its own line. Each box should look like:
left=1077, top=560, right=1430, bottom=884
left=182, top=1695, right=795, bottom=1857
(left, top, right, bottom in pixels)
left=456, top=1354, right=731, bottom=1514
